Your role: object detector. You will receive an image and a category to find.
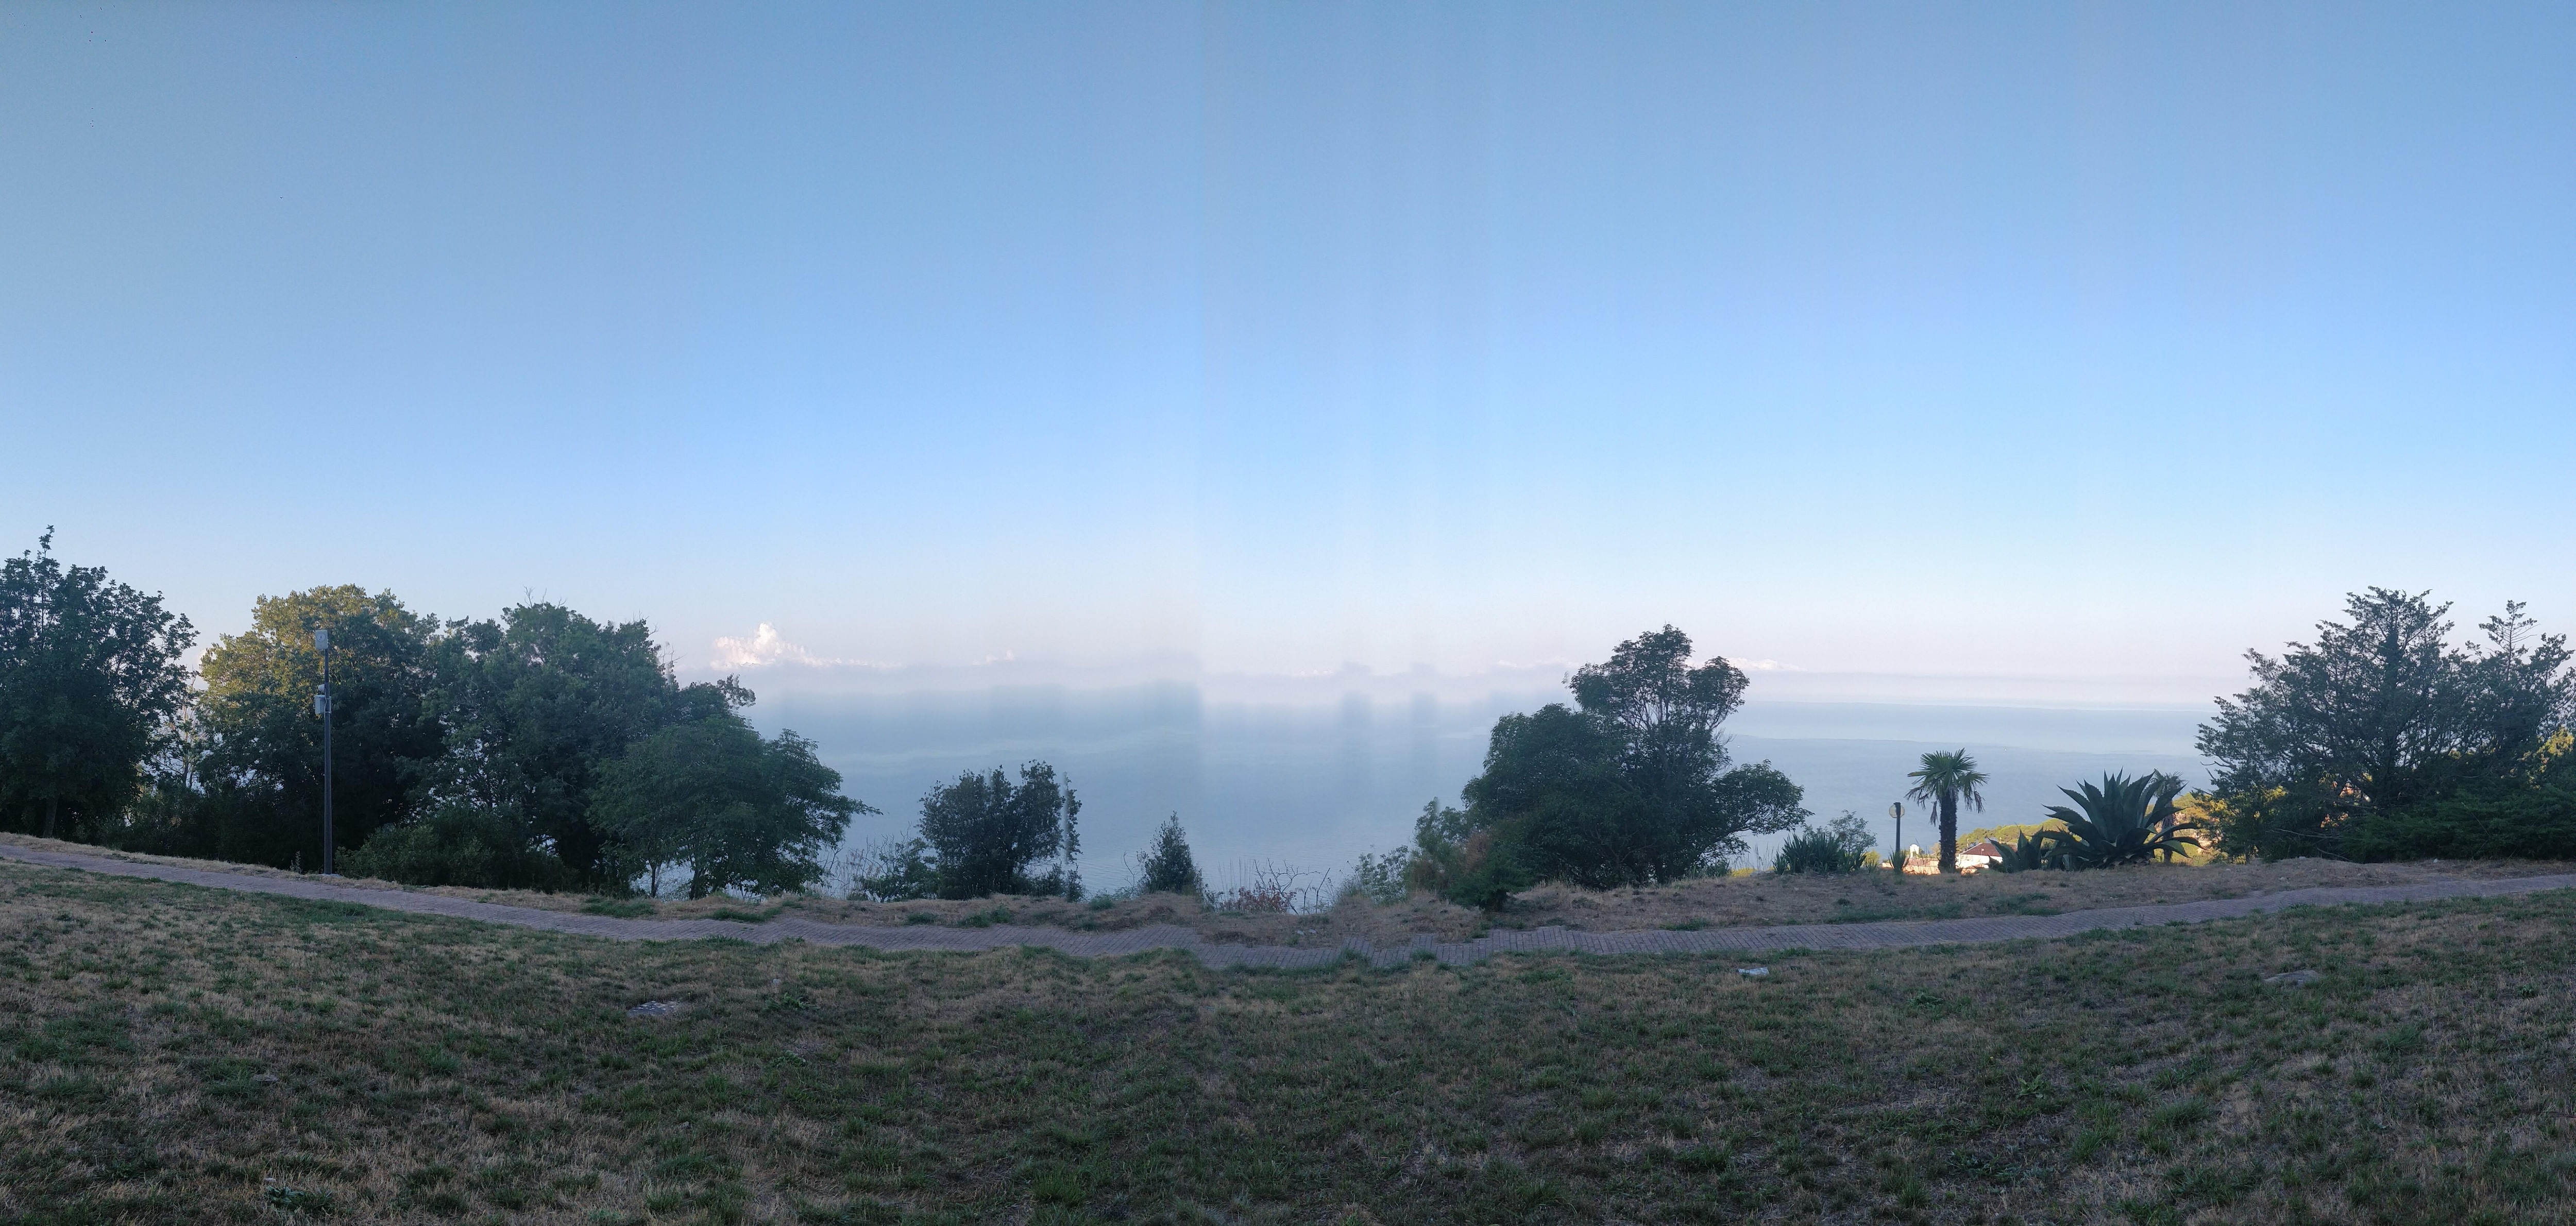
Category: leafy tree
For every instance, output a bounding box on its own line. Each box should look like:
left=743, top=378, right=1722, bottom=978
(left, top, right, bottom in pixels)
left=1434, top=626, right=1807, bottom=899
left=430, top=603, right=748, bottom=885
left=2038, top=772, right=2202, bottom=869
left=2198, top=589, right=2574, bottom=859
left=0, top=531, right=196, bottom=842
left=192, top=587, right=447, bottom=867
left=1905, top=750, right=1989, bottom=874
left=1773, top=811, right=1877, bottom=874
left=916, top=762, right=1081, bottom=899
left=1135, top=812, right=1204, bottom=897
left=587, top=717, right=868, bottom=897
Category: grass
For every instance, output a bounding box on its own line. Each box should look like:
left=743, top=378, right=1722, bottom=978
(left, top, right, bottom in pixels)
left=6, top=862, right=2576, bottom=1224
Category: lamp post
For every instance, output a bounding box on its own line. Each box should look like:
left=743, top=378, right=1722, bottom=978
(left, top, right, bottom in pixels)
left=1889, top=802, right=1903, bottom=874
left=314, top=627, right=334, bottom=876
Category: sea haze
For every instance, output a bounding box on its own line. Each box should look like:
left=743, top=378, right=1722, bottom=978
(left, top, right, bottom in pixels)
left=751, top=685, right=2210, bottom=889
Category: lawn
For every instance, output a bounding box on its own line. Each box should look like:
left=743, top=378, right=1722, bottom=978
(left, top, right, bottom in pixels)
left=5, top=859, right=2575, bottom=1225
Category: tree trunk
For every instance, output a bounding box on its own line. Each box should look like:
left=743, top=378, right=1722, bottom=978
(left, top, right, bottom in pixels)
left=1937, top=793, right=1958, bottom=875
left=44, top=795, right=58, bottom=841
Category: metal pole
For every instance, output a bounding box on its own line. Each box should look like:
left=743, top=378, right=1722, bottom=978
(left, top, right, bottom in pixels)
left=316, top=627, right=334, bottom=876
left=1889, top=802, right=1902, bottom=874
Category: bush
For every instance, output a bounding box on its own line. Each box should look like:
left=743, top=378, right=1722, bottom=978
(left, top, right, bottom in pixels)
left=2343, top=785, right=2576, bottom=861
left=844, top=837, right=938, bottom=902
left=1772, top=812, right=1876, bottom=874
left=917, top=762, right=1081, bottom=900
left=2042, top=772, right=2202, bottom=869
left=1991, top=827, right=2059, bottom=872
left=1405, top=800, right=1534, bottom=911
left=342, top=802, right=570, bottom=891
left=1342, top=846, right=1413, bottom=906
left=1135, top=813, right=1204, bottom=896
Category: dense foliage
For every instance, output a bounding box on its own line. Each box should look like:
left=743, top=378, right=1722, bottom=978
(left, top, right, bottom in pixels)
left=2199, top=590, right=2576, bottom=861
left=1412, top=626, right=1808, bottom=906
left=189, top=587, right=450, bottom=867
left=0, top=539, right=868, bottom=895
left=588, top=721, right=867, bottom=897
left=1772, top=811, right=1877, bottom=874
left=1135, top=812, right=1205, bottom=896
left=0, top=532, right=196, bottom=842
left=914, top=762, right=1083, bottom=899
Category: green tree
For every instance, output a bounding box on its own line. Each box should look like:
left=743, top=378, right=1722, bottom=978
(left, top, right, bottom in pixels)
left=192, top=587, right=446, bottom=867
left=0, top=531, right=196, bottom=841
left=916, top=762, right=1081, bottom=899
left=429, top=603, right=748, bottom=885
left=2197, top=589, right=2573, bottom=859
left=1135, top=812, right=1204, bottom=897
left=1904, top=750, right=1989, bottom=874
left=587, top=717, right=868, bottom=897
left=1440, top=626, right=1808, bottom=898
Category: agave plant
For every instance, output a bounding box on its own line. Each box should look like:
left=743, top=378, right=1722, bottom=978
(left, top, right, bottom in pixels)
left=2042, top=772, right=2202, bottom=869
left=1991, top=827, right=2060, bottom=872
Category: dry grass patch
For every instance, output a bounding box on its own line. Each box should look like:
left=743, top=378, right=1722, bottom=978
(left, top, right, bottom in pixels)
left=8, top=860, right=2576, bottom=1223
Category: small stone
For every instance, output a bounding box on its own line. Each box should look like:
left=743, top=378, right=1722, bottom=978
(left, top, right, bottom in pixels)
left=627, top=1000, right=682, bottom=1017
left=252, top=1073, right=279, bottom=1083
left=2264, top=969, right=2320, bottom=986
left=1737, top=967, right=1769, bottom=978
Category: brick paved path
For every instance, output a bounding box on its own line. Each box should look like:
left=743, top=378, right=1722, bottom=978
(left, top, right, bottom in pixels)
left=8, top=841, right=2572, bottom=970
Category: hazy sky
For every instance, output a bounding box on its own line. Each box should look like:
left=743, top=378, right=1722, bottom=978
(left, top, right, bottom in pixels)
left=7, top=2, right=2572, bottom=704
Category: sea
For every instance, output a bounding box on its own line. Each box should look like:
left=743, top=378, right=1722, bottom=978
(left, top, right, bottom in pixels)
left=748, top=678, right=2211, bottom=893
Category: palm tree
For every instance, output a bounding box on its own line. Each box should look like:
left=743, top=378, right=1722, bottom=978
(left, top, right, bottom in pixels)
left=1905, top=750, right=1989, bottom=875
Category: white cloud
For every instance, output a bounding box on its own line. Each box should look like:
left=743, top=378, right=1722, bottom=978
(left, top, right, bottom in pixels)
left=709, top=623, right=866, bottom=669
left=1734, top=658, right=1803, bottom=672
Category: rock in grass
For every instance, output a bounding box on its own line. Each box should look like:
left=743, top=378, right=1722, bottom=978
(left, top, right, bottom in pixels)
left=2264, top=969, right=2320, bottom=986
left=627, top=1000, right=683, bottom=1017
left=1736, top=967, right=1769, bottom=978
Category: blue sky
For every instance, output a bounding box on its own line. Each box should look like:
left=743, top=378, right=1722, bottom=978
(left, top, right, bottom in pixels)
left=6, top=1, right=2573, bottom=705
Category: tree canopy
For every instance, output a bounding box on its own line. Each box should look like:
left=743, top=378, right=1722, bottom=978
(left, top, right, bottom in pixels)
left=0, top=531, right=196, bottom=842
left=588, top=717, right=867, bottom=897
left=1418, top=625, right=1807, bottom=904
left=190, top=587, right=448, bottom=867
left=2199, top=589, right=2576, bottom=859
left=916, top=762, right=1082, bottom=899
left=429, top=602, right=750, bottom=884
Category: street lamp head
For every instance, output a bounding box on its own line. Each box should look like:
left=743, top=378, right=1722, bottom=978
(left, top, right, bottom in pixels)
left=313, top=627, right=329, bottom=652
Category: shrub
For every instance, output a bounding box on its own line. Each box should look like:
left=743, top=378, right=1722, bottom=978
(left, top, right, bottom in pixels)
left=1207, top=861, right=1330, bottom=913
left=1772, top=812, right=1876, bottom=874
left=2042, top=772, right=2202, bottom=869
left=343, top=801, right=570, bottom=890
left=1134, top=813, right=1204, bottom=896
left=1991, top=827, right=2059, bottom=872
left=916, top=762, right=1081, bottom=900
left=844, top=837, right=937, bottom=902
left=2343, top=784, right=2576, bottom=861
left=1405, top=800, right=1534, bottom=911
left=1342, top=846, right=1413, bottom=906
